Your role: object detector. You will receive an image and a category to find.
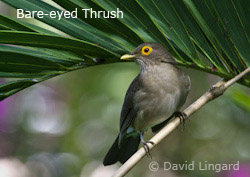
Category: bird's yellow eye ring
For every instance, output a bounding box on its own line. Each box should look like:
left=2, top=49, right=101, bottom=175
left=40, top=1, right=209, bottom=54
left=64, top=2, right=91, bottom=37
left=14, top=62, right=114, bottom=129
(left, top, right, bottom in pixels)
left=141, top=46, right=152, bottom=55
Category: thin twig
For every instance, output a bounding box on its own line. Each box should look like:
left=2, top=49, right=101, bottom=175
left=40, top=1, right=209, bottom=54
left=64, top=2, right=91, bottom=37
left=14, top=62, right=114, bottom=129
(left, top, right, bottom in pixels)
left=112, top=67, right=250, bottom=177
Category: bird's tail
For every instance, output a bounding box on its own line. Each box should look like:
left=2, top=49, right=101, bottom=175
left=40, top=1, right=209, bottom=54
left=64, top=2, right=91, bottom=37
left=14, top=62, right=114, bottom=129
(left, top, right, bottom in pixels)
left=103, top=134, right=140, bottom=166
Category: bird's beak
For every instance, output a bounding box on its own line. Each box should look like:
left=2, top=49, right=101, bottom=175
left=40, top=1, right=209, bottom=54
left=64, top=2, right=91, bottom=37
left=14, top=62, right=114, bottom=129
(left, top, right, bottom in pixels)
left=120, top=54, right=137, bottom=60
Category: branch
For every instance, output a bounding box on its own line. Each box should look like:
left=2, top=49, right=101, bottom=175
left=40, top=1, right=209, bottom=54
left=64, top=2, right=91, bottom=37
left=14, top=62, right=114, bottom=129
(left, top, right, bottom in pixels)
left=112, top=67, right=250, bottom=177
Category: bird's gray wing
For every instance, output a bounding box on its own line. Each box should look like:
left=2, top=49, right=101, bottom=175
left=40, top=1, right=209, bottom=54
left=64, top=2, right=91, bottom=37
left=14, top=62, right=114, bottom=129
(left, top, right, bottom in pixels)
left=119, top=75, right=141, bottom=133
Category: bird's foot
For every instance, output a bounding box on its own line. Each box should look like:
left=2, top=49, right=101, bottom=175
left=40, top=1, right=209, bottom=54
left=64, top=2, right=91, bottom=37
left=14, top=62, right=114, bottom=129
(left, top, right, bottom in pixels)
left=140, top=132, right=155, bottom=158
left=141, top=140, right=154, bottom=158
left=173, top=111, right=189, bottom=130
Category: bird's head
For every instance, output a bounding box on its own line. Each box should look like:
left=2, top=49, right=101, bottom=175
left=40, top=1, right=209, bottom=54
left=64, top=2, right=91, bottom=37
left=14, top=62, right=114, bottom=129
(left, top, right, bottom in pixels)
left=120, top=43, right=176, bottom=67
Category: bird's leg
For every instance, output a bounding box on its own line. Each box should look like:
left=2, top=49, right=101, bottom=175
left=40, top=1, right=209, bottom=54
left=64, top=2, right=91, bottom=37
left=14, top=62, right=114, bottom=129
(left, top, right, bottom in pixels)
left=140, top=131, right=154, bottom=158
left=173, top=111, right=189, bottom=130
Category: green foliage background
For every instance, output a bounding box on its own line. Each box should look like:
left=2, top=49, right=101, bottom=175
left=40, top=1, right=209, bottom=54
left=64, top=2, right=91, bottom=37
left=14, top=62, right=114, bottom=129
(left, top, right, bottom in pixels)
left=0, top=0, right=250, bottom=177
left=0, top=0, right=250, bottom=100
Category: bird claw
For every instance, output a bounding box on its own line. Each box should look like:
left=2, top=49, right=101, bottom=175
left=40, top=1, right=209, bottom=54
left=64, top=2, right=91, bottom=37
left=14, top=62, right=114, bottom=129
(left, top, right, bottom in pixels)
left=141, top=140, right=154, bottom=158
left=173, top=111, right=189, bottom=130
left=139, top=131, right=154, bottom=158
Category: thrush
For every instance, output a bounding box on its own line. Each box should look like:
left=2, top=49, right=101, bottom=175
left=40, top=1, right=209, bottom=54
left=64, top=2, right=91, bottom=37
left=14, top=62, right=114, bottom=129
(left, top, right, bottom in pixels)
left=103, top=42, right=191, bottom=166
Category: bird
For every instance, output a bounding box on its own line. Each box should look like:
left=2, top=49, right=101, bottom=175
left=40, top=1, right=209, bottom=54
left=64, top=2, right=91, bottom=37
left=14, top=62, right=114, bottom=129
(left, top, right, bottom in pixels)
left=103, top=42, right=191, bottom=166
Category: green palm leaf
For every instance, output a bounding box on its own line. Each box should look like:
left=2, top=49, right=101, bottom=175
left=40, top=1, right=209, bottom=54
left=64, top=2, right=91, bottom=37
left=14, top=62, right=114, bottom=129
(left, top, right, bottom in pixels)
left=0, top=0, right=250, bottom=101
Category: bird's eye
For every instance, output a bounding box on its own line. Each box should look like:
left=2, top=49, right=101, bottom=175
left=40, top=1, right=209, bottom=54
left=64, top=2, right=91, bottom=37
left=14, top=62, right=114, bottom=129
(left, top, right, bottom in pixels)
left=141, top=46, right=152, bottom=55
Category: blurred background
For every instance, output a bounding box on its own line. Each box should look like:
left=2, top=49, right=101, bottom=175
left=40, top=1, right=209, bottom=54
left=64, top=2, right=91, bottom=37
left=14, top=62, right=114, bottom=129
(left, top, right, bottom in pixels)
left=1, top=1, right=250, bottom=177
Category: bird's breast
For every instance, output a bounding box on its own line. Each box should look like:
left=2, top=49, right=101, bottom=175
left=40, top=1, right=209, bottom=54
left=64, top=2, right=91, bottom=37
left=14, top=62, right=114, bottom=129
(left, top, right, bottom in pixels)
left=132, top=64, right=184, bottom=131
